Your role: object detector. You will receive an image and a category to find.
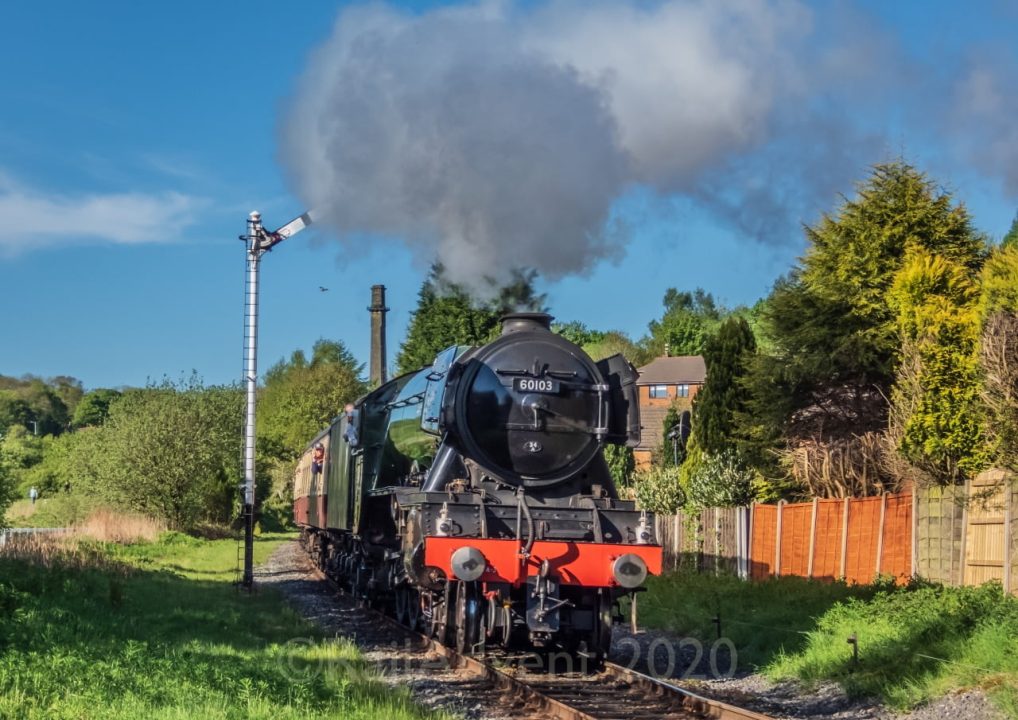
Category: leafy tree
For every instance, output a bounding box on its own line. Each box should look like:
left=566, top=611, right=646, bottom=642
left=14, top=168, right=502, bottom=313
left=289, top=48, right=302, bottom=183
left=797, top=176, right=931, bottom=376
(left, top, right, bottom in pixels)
left=396, top=264, right=547, bottom=374
left=748, top=161, right=988, bottom=445
left=0, top=425, right=47, bottom=475
left=583, top=331, right=648, bottom=365
left=259, top=339, right=367, bottom=460
left=645, top=288, right=724, bottom=357
left=633, top=466, right=685, bottom=514
left=979, top=244, right=1018, bottom=473
left=889, top=249, right=987, bottom=482
left=686, top=448, right=754, bottom=508
left=0, top=394, right=33, bottom=437
left=691, top=317, right=757, bottom=456
left=1002, top=213, right=1018, bottom=249
left=49, top=376, right=84, bottom=421
left=71, top=389, right=122, bottom=428
left=0, top=461, right=14, bottom=530
left=89, top=378, right=244, bottom=528
left=553, top=321, right=606, bottom=347
left=603, top=444, right=635, bottom=489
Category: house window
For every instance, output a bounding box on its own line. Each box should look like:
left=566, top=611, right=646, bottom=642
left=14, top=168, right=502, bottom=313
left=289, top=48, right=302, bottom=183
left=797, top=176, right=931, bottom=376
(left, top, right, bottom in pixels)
left=649, top=385, right=669, bottom=399
left=677, top=384, right=689, bottom=398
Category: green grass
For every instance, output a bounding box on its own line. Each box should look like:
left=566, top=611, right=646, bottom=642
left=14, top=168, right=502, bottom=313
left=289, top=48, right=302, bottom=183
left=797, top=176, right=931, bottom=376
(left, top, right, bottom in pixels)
left=0, top=533, right=452, bottom=720
left=638, top=571, right=1018, bottom=714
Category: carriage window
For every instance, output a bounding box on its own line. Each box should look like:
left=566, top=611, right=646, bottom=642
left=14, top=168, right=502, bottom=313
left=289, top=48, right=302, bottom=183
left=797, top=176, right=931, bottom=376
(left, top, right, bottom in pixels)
left=648, top=385, right=669, bottom=399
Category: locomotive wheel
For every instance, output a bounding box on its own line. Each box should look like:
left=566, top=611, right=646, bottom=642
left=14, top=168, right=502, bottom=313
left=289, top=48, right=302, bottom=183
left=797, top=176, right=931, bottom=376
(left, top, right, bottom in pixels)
left=407, top=587, right=422, bottom=631
left=432, top=584, right=454, bottom=645
left=394, top=585, right=409, bottom=625
left=454, top=582, right=483, bottom=655
left=584, top=590, right=613, bottom=666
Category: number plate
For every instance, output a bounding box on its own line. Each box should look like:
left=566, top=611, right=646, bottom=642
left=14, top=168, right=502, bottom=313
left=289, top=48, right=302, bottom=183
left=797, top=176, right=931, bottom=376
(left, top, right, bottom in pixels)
left=513, top=377, right=560, bottom=394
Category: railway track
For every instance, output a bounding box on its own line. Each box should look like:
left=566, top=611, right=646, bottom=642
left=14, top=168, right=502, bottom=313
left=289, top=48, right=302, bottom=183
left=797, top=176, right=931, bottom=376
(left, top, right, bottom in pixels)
left=304, top=561, right=772, bottom=720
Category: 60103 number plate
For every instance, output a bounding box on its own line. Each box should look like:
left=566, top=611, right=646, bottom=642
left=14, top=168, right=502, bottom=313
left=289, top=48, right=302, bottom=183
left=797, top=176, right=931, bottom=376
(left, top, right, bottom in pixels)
left=513, top=377, right=560, bottom=394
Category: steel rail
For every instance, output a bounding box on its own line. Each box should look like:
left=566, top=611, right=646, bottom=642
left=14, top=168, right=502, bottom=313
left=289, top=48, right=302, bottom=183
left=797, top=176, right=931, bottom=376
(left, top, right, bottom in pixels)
left=299, top=547, right=774, bottom=720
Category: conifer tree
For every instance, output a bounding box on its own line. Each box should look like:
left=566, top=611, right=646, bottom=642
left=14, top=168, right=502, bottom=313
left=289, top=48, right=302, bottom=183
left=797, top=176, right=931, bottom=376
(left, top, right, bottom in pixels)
left=691, top=316, right=756, bottom=455
left=747, top=161, right=988, bottom=445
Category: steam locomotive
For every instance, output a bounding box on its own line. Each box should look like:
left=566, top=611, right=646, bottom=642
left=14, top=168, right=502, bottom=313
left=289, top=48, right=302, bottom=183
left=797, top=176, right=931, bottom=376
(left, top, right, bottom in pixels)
left=294, top=313, right=662, bottom=661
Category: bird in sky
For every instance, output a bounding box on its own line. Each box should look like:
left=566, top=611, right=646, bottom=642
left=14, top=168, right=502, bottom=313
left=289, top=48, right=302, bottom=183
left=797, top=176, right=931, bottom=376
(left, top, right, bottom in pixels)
left=319, top=286, right=329, bottom=292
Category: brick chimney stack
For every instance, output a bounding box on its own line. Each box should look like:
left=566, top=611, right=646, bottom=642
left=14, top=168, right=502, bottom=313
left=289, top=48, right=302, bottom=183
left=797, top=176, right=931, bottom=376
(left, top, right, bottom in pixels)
left=368, top=285, right=389, bottom=386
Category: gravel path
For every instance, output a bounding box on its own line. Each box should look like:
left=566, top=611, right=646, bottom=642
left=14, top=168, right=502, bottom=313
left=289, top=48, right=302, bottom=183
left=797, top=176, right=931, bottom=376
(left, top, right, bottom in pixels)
left=256, top=539, right=517, bottom=720
left=257, top=540, right=1005, bottom=720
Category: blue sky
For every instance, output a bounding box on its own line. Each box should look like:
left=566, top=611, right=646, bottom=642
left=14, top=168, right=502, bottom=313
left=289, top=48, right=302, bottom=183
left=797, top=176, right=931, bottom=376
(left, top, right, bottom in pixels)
left=1, top=1, right=1015, bottom=390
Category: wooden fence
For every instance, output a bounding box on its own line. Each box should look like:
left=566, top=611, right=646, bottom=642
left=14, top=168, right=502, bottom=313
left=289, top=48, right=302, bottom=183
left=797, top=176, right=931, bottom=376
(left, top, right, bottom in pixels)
left=656, top=471, right=1016, bottom=593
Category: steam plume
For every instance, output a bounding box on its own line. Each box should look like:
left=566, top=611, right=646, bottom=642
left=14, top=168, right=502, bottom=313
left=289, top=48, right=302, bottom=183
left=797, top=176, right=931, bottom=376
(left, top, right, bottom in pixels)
left=278, top=1, right=897, bottom=288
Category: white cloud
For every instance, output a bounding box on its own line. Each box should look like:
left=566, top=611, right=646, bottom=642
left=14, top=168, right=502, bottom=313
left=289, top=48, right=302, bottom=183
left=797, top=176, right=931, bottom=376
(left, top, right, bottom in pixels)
left=0, top=173, right=203, bottom=255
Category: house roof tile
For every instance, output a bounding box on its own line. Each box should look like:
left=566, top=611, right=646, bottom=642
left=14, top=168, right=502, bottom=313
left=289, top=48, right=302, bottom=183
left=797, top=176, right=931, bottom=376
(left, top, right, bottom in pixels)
left=636, top=355, right=706, bottom=385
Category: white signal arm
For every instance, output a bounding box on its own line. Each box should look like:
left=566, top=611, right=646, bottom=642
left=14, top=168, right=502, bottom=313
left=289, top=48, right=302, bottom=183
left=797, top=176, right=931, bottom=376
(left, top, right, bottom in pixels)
left=256, top=210, right=315, bottom=252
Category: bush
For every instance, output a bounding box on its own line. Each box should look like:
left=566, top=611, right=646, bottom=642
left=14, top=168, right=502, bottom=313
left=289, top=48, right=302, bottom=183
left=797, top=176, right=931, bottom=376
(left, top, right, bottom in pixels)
left=686, top=448, right=754, bottom=507
left=633, top=465, right=686, bottom=514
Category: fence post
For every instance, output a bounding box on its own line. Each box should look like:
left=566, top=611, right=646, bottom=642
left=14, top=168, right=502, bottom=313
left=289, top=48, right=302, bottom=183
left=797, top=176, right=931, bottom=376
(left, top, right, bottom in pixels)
left=807, top=497, right=819, bottom=579
left=959, top=479, right=970, bottom=587
left=748, top=503, right=755, bottom=579
left=840, top=496, right=850, bottom=580
left=673, top=512, right=681, bottom=571
left=876, top=492, right=887, bottom=577
left=911, top=489, right=919, bottom=577
left=775, top=500, right=785, bottom=577
left=737, top=506, right=749, bottom=580
left=1004, top=488, right=1012, bottom=596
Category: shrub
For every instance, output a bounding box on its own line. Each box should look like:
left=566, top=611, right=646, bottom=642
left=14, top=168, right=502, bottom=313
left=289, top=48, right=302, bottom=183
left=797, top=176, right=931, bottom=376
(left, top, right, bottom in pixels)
left=633, top=465, right=686, bottom=514
left=686, top=448, right=754, bottom=507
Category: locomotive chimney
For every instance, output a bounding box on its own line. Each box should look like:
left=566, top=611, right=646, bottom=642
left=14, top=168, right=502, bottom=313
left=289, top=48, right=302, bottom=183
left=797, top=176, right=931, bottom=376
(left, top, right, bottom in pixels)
left=368, top=284, right=389, bottom=386
left=500, top=312, right=554, bottom=335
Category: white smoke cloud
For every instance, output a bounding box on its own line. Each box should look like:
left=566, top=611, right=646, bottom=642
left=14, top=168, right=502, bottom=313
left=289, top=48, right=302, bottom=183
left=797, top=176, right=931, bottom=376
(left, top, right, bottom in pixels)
left=0, top=171, right=201, bottom=256
left=950, top=60, right=1018, bottom=195
left=277, top=1, right=906, bottom=290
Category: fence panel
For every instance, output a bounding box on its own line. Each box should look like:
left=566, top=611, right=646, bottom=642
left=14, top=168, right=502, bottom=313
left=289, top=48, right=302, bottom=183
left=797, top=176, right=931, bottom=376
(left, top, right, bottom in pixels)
left=811, top=499, right=845, bottom=580
left=915, top=485, right=965, bottom=585
left=880, top=493, right=913, bottom=579
left=750, top=504, right=778, bottom=579
left=779, top=502, right=812, bottom=577
left=844, top=496, right=881, bottom=584
left=964, top=470, right=1009, bottom=587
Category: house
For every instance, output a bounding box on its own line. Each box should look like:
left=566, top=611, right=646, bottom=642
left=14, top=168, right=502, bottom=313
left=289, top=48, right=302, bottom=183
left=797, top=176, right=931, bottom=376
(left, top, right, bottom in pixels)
left=633, top=355, right=706, bottom=469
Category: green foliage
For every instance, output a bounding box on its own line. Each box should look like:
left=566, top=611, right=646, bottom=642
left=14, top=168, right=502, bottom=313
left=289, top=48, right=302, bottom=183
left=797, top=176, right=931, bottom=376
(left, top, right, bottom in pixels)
left=552, top=321, right=606, bottom=347
left=889, top=249, right=987, bottom=482
left=767, top=581, right=1018, bottom=711
left=396, top=264, right=547, bottom=375
left=0, top=375, right=76, bottom=436
left=582, top=330, right=648, bottom=365
left=645, top=287, right=723, bottom=357
left=685, top=448, right=754, bottom=508
left=640, top=570, right=1018, bottom=711
left=0, top=462, right=14, bottom=530
left=0, top=536, right=450, bottom=720
left=0, top=424, right=46, bottom=474
left=979, top=243, right=1018, bottom=318
left=602, top=444, right=635, bottom=489
left=0, top=395, right=34, bottom=437
left=638, top=569, right=878, bottom=673
left=71, top=388, right=122, bottom=428
left=1002, top=212, right=1018, bottom=249
left=659, top=403, right=683, bottom=467
left=691, top=316, right=756, bottom=456
left=81, top=377, right=244, bottom=528
left=632, top=465, right=685, bottom=514
left=259, top=339, right=367, bottom=461
left=749, top=161, right=988, bottom=446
